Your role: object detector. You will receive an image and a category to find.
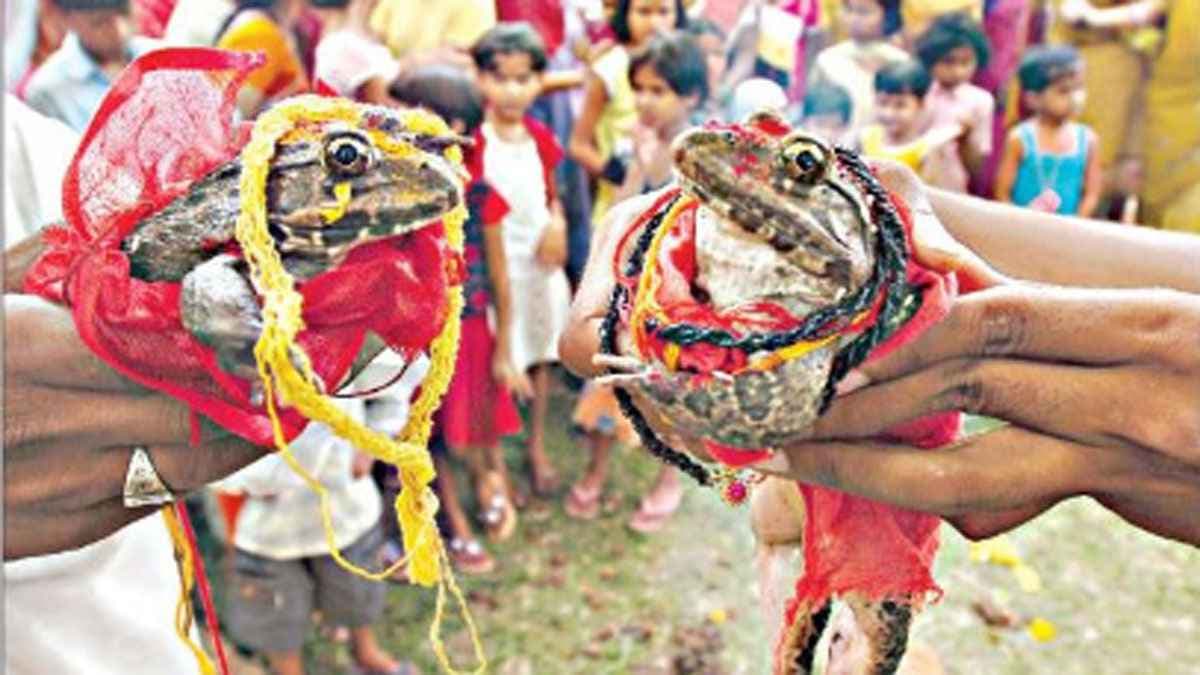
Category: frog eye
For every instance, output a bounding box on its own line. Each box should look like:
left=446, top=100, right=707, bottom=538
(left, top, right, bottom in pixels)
left=324, top=134, right=373, bottom=176
left=782, top=141, right=828, bottom=184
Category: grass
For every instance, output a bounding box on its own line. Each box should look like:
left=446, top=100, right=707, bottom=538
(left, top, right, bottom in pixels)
left=208, top=383, right=1199, bottom=674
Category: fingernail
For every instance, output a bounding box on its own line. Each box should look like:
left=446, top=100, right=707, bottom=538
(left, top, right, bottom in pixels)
left=835, top=369, right=870, bottom=397
left=753, top=451, right=790, bottom=474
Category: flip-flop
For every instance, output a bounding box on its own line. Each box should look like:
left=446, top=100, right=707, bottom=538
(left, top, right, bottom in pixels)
left=447, top=537, right=494, bottom=575
left=627, top=493, right=682, bottom=534
left=564, top=483, right=601, bottom=520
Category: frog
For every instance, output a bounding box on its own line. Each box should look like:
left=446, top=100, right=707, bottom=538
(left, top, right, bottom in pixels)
left=596, top=111, right=924, bottom=675
left=119, top=104, right=467, bottom=382
left=599, top=109, right=914, bottom=452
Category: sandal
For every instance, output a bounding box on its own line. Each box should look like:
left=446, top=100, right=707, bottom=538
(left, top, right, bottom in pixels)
left=564, top=483, right=601, bottom=520
left=447, top=537, right=495, bottom=575
left=476, top=471, right=518, bottom=542
left=627, top=491, right=682, bottom=534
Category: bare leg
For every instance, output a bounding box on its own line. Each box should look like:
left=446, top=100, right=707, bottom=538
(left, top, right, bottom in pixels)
left=266, top=651, right=304, bottom=675
left=433, top=455, right=472, bottom=541
left=350, top=626, right=400, bottom=672
left=576, top=431, right=611, bottom=494
left=525, top=365, right=559, bottom=493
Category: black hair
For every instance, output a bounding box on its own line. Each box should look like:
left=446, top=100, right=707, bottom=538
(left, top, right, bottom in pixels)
left=470, top=22, right=548, bottom=74
left=874, top=59, right=932, bottom=98
left=308, top=0, right=350, bottom=7
left=843, top=0, right=903, bottom=37
left=611, top=0, right=688, bottom=45
left=628, top=31, right=709, bottom=104
left=914, top=12, right=990, bottom=70
left=388, top=64, right=485, bottom=134
left=684, top=17, right=726, bottom=42
left=1017, top=45, right=1082, bottom=93
left=803, top=81, right=853, bottom=123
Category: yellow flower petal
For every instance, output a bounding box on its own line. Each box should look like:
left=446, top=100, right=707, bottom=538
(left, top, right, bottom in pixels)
left=969, top=536, right=1023, bottom=568
left=708, top=608, right=728, bottom=625
left=1028, top=617, right=1058, bottom=642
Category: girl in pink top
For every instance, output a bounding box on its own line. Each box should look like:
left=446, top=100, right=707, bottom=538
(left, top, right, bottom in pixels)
left=914, top=12, right=994, bottom=193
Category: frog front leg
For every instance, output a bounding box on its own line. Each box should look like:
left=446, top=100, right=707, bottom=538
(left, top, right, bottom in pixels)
left=181, top=253, right=264, bottom=382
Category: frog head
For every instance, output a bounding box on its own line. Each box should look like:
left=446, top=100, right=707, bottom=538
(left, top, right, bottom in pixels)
left=264, top=105, right=468, bottom=264
left=670, top=111, right=876, bottom=293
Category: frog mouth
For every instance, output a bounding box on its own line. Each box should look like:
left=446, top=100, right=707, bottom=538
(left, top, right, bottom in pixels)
left=270, top=204, right=449, bottom=258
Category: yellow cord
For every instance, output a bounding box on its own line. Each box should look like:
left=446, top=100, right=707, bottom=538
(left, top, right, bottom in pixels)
left=162, top=506, right=217, bottom=675
left=232, top=96, right=483, bottom=674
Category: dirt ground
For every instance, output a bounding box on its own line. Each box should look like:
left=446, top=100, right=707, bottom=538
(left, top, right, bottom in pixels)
left=209, top=386, right=1200, bottom=674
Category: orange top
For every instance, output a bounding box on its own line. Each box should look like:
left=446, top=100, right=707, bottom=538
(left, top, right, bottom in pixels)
left=216, top=13, right=306, bottom=100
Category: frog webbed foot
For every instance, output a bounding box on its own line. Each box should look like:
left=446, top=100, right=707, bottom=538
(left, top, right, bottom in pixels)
left=181, top=254, right=264, bottom=382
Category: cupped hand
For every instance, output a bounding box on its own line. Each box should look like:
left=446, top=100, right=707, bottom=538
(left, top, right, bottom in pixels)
left=755, top=163, right=1200, bottom=545
left=4, top=294, right=271, bottom=558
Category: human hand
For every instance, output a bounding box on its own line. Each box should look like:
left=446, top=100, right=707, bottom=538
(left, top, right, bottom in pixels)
left=4, top=294, right=272, bottom=558
left=351, top=451, right=376, bottom=479
left=492, top=350, right=533, bottom=400
left=754, top=280, right=1200, bottom=545
left=535, top=217, right=568, bottom=267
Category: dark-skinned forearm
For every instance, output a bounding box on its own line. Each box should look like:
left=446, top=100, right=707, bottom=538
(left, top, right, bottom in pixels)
left=929, top=188, right=1200, bottom=292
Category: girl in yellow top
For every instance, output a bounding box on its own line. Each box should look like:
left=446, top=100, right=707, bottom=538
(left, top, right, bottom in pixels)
left=215, top=0, right=308, bottom=119
left=568, top=0, right=686, bottom=227
left=857, top=59, right=965, bottom=172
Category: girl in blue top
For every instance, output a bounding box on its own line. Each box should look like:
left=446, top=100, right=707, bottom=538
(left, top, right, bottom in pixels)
left=995, top=46, right=1102, bottom=217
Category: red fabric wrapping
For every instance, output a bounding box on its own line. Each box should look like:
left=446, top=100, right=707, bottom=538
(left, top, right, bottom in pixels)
left=23, top=48, right=464, bottom=447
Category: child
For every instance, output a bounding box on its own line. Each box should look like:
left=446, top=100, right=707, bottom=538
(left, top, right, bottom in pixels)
left=471, top=23, right=573, bottom=500
left=801, top=80, right=853, bottom=145
left=809, top=0, right=907, bottom=132
left=914, top=12, right=994, bottom=193
left=390, top=64, right=532, bottom=572
left=309, top=0, right=401, bottom=104
left=614, top=31, right=709, bottom=198
left=220, top=360, right=413, bottom=675
left=994, top=46, right=1102, bottom=217
left=568, top=0, right=686, bottom=225
left=568, top=31, right=708, bottom=533
left=23, top=0, right=159, bottom=132
left=856, top=59, right=966, bottom=173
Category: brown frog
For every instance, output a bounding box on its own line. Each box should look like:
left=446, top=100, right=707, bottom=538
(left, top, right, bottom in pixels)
left=120, top=104, right=466, bottom=380
left=598, top=111, right=924, bottom=675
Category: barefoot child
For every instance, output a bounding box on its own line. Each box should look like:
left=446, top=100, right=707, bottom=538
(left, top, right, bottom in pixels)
left=471, top=23, right=573, bottom=499
left=220, top=362, right=413, bottom=675
left=994, top=45, right=1102, bottom=216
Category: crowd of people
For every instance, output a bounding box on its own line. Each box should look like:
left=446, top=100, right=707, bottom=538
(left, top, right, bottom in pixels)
left=5, top=0, right=1198, bottom=672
